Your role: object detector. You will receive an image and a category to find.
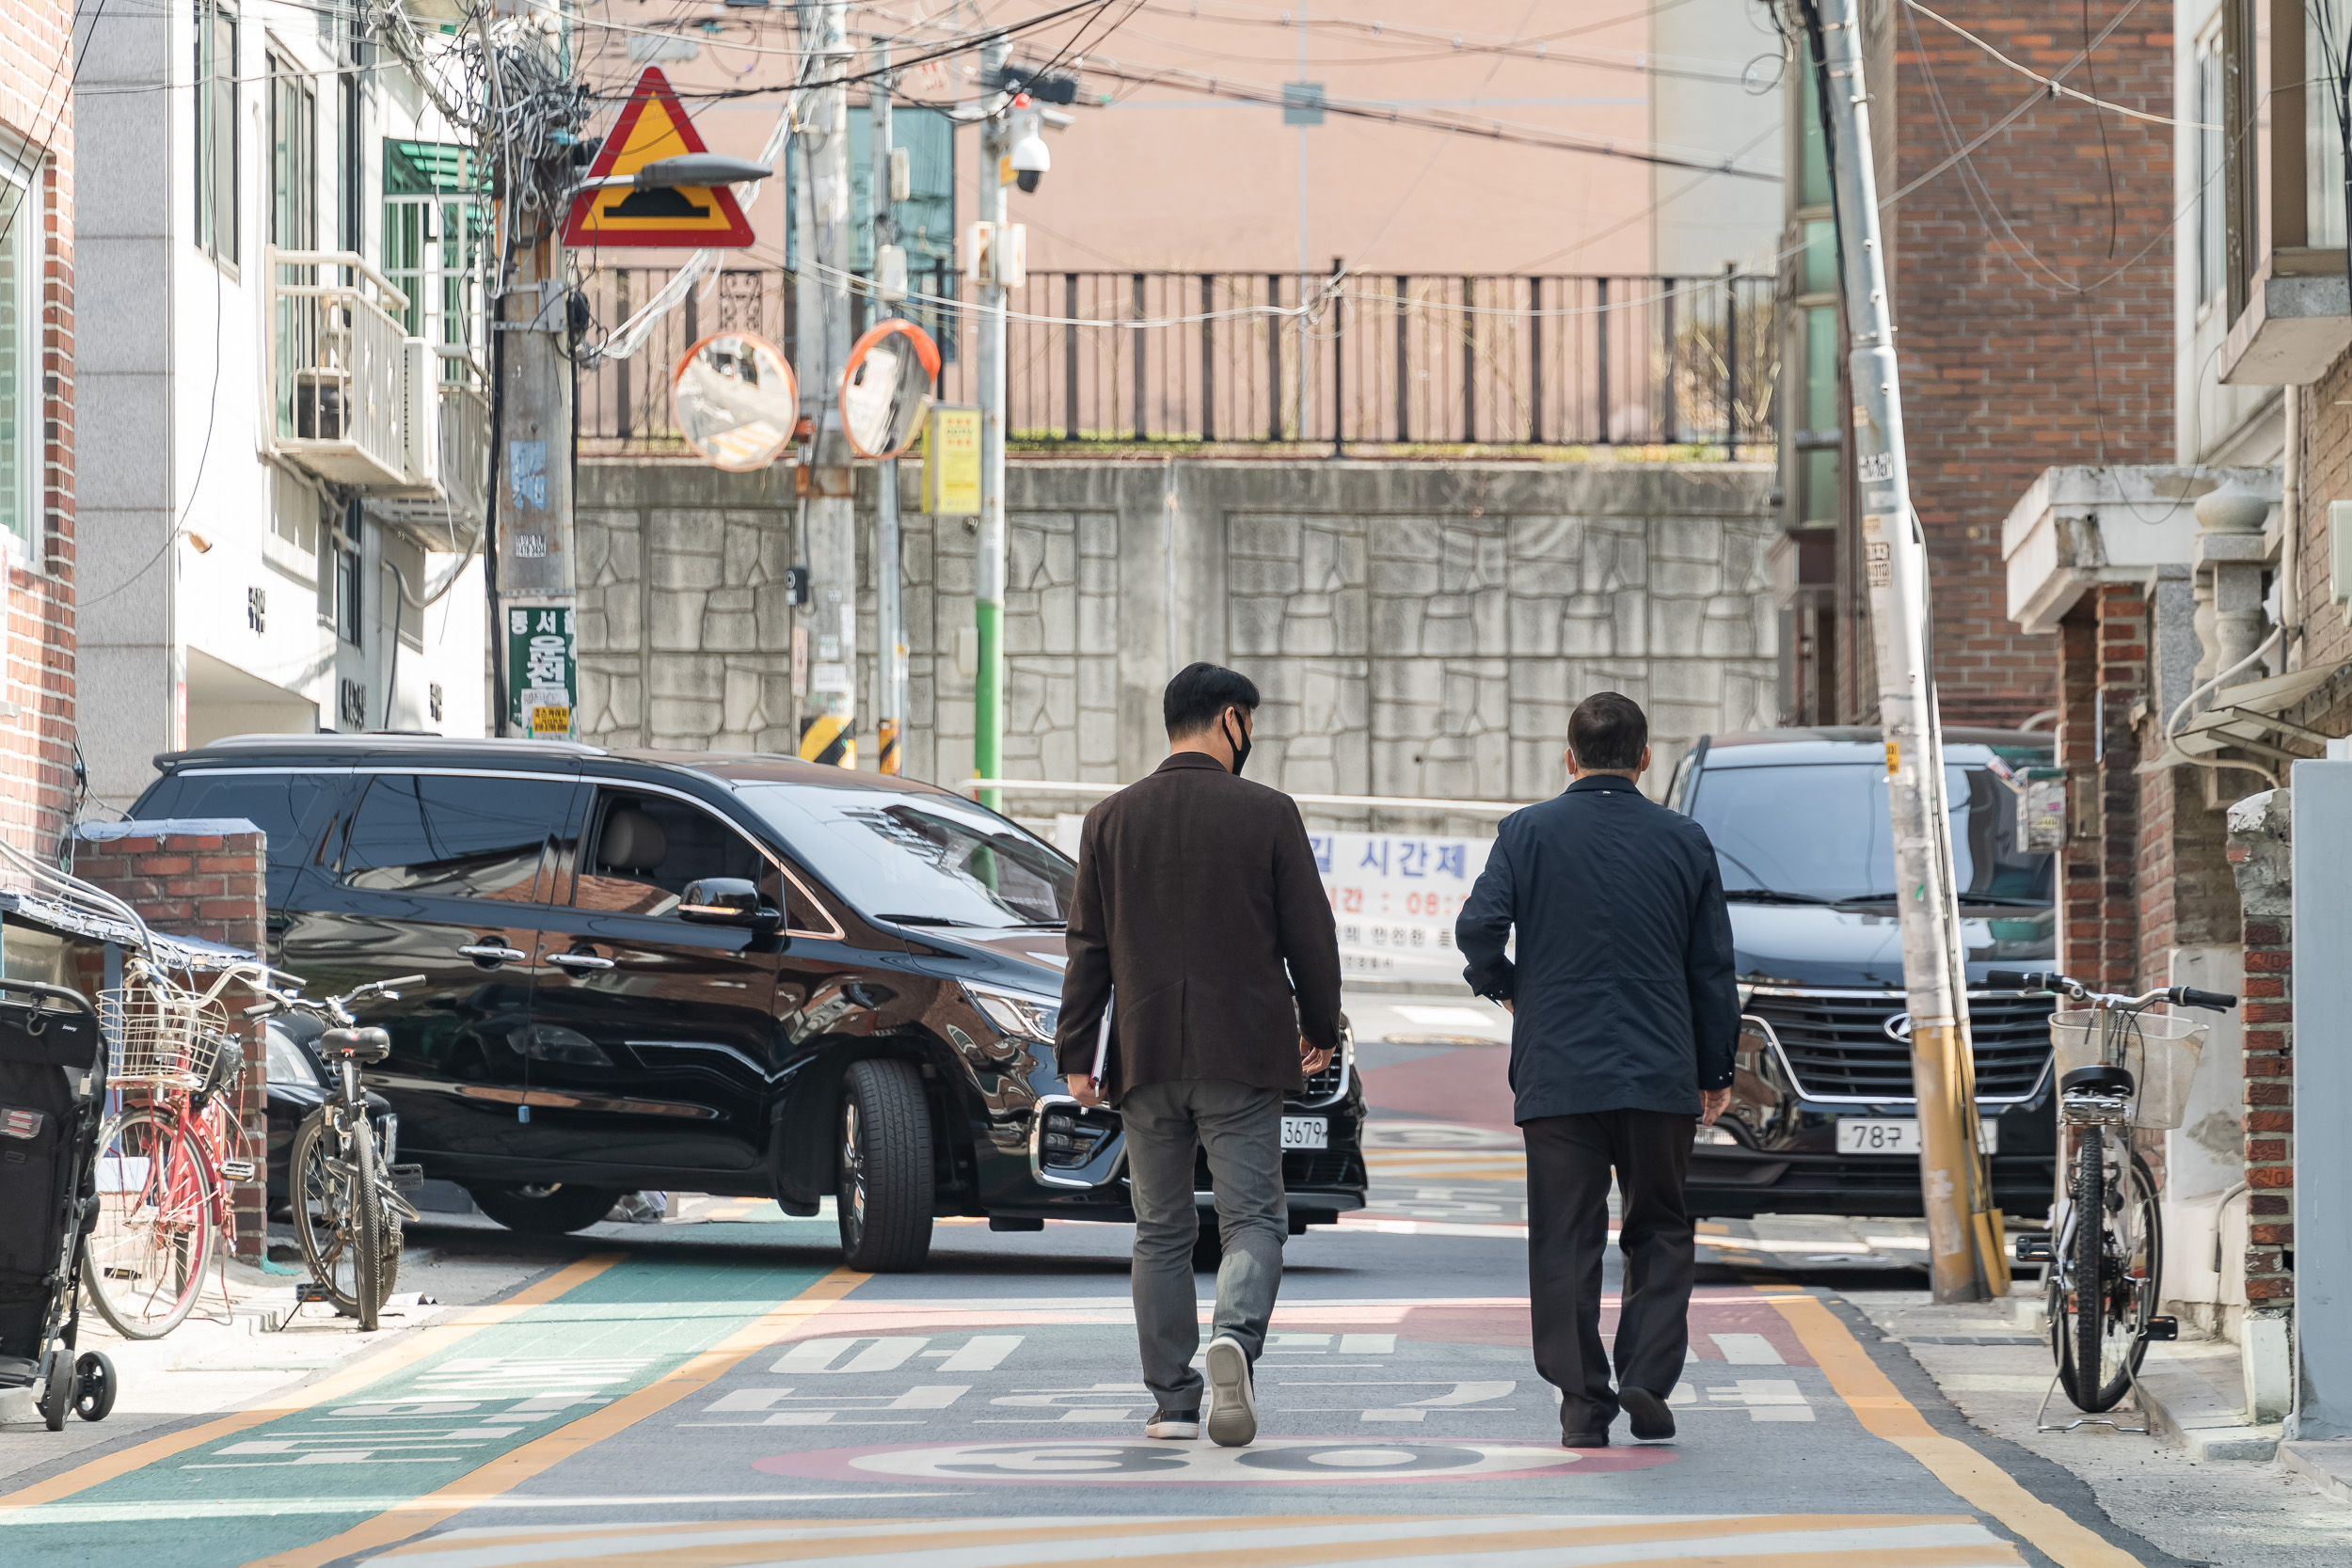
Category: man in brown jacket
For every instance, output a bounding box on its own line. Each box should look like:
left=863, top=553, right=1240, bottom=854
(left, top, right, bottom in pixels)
left=1056, top=662, right=1343, bottom=1448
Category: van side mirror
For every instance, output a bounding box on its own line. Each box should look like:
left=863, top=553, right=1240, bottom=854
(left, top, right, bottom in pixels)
left=678, top=878, right=781, bottom=933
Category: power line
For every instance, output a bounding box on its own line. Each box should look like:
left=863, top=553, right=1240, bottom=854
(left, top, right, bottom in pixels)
left=1903, top=0, right=2210, bottom=129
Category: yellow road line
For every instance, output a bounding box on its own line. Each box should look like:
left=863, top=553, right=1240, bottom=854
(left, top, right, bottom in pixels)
left=1766, top=1289, right=2142, bottom=1568
left=249, top=1266, right=869, bottom=1568
left=0, top=1253, right=625, bottom=1517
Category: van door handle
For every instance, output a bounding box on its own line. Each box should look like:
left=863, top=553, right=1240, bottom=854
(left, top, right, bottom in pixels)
left=548, top=951, right=616, bottom=972
left=456, top=943, right=527, bottom=965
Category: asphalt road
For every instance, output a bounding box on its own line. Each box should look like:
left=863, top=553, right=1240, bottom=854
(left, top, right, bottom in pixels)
left=0, top=990, right=2188, bottom=1567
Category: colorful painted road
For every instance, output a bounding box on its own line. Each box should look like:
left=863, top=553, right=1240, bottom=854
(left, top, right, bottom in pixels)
left=0, top=1136, right=2179, bottom=1568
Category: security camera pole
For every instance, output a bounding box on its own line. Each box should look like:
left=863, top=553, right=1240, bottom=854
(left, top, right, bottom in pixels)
left=974, top=31, right=1011, bottom=808
left=871, top=40, right=907, bottom=774
left=796, top=0, right=859, bottom=767
left=1806, top=0, right=2003, bottom=1302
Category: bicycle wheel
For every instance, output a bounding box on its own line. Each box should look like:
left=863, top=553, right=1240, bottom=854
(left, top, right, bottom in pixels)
left=85, top=1107, right=218, bottom=1339
left=291, top=1108, right=398, bottom=1323
left=2056, top=1128, right=2160, bottom=1412
left=350, top=1109, right=387, bottom=1333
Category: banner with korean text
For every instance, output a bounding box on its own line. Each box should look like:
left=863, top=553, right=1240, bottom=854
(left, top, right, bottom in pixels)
left=1310, top=831, right=1492, bottom=985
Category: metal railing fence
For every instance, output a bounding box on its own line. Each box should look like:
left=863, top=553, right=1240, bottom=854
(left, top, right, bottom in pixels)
left=578, top=268, right=1778, bottom=455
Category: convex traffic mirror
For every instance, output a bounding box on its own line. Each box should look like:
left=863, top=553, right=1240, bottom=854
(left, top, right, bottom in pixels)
left=672, top=331, right=798, bottom=471
left=839, top=318, right=942, bottom=459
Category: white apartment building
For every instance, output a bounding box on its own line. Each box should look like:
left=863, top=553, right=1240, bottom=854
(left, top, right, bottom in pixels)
left=77, top=0, right=488, bottom=810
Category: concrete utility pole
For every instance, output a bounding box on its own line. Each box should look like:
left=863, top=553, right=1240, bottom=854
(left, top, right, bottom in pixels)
left=871, top=40, right=906, bottom=775
left=1809, top=0, right=2002, bottom=1303
left=974, top=32, right=1010, bottom=808
left=797, top=0, right=858, bottom=767
left=490, top=11, right=577, bottom=739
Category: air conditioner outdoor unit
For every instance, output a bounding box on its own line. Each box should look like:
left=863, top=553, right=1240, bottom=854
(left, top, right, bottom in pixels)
left=400, top=338, right=439, bottom=486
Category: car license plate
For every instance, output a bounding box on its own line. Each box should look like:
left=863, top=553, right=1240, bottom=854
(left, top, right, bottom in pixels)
left=1281, top=1116, right=1328, bottom=1150
left=1836, top=1118, right=1997, bottom=1156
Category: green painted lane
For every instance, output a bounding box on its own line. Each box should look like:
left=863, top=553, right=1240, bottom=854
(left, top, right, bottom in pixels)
left=2, top=1252, right=831, bottom=1566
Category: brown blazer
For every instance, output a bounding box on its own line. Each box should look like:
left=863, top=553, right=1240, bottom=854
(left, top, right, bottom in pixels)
left=1054, top=752, right=1343, bottom=1098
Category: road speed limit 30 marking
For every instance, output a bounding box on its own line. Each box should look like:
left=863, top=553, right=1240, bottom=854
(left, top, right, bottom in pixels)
left=753, top=1437, right=1674, bottom=1485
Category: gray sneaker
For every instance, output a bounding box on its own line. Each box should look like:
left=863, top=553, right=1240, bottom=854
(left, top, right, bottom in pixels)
left=1204, top=1335, right=1257, bottom=1447
left=1144, top=1407, right=1200, bottom=1439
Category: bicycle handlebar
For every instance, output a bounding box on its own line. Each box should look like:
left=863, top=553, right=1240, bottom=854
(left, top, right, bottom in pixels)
left=1984, top=969, right=2237, bottom=1012
left=241, top=974, right=428, bottom=1022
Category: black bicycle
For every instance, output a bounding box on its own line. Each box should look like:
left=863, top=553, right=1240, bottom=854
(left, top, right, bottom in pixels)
left=246, top=975, right=425, bottom=1331
left=1989, top=969, right=2235, bottom=1418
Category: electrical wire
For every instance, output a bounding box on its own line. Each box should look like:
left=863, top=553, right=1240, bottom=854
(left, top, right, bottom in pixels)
left=1901, top=0, right=2212, bottom=128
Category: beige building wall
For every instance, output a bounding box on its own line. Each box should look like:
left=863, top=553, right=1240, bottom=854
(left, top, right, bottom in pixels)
left=576, top=1, right=1783, bottom=277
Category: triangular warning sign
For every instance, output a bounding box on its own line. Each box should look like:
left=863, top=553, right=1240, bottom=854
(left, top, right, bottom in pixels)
left=563, top=67, right=756, bottom=249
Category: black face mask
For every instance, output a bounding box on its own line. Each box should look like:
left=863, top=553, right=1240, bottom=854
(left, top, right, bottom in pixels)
left=1221, top=710, right=1253, bottom=777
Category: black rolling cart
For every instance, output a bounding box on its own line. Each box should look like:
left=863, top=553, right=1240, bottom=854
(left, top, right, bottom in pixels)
left=0, top=979, right=117, bottom=1429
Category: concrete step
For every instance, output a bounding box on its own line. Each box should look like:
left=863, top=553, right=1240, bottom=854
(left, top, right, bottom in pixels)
left=2280, top=1439, right=2352, bottom=1504
left=2133, top=1338, right=2280, bottom=1462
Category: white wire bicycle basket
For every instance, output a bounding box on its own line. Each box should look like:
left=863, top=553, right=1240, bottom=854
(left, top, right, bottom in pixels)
left=100, top=984, right=234, bottom=1086
left=2048, top=1008, right=2208, bottom=1130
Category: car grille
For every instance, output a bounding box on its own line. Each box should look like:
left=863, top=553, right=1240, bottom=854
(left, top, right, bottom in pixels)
left=1292, top=1053, right=1348, bottom=1106
left=1748, top=990, right=2056, bottom=1102
left=1191, top=1148, right=1365, bottom=1192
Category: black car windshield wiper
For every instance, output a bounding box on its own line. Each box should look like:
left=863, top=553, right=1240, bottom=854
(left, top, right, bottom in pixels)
left=874, top=913, right=982, bottom=927
left=1723, top=888, right=1840, bottom=905
left=1002, top=920, right=1068, bottom=929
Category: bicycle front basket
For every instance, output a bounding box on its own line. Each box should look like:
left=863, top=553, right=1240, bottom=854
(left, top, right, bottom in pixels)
left=2048, top=1008, right=2207, bottom=1130
left=100, top=986, right=233, bottom=1086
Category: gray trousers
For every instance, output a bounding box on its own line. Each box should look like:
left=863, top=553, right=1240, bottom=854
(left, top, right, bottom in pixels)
left=1120, top=1078, right=1287, bottom=1409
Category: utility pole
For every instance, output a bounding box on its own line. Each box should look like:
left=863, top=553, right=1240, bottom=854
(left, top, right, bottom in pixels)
left=974, top=32, right=1010, bottom=809
left=872, top=41, right=906, bottom=775
left=488, top=8, right=580, bottom=739
left=1808, top=0, right=2002, bottom=1303
left=797, top=0, right=858, bottom=767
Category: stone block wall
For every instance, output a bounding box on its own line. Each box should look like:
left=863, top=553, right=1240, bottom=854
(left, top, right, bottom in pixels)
left=579, top=458, right=1779, bottom=801
left=74, top=822, right=268, bottom=1262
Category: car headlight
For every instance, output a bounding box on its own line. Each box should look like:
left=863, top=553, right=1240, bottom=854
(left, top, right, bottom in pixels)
left=263, top=1024, right=319, bottom=1088
left=1737, top=982, right=1755, bottom=1010
left=962, top=981, right=1061, bottom=1044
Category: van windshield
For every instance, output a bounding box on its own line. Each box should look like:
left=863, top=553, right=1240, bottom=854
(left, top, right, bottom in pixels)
left=734, top=784, right=1076, bottom=929
left=1685, top=762, right=2053, bottom=906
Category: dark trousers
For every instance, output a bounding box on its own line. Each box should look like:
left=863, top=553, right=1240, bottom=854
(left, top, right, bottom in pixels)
left=1524, top=1108, right=1697, bottom=1435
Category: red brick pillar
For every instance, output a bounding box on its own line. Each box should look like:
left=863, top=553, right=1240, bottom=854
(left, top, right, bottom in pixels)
left=2227, top=790, right=2294, bottom=1316
left=2055, top=587, right=2144, bottom=990
left=75, top=827, right=269, bottom=1262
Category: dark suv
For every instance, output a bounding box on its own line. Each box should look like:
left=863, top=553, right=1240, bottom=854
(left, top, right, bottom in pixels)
left=1666, top=727, right=2058, bottom=1221
left=129, top=736, right=1365, bottom=1270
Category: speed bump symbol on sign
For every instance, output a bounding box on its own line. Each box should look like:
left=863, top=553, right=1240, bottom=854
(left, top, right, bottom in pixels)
left=564, top=66, right=755, bottom=248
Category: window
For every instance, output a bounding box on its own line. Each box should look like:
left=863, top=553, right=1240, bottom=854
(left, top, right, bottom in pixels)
left=737, top=782, right=1075, bottom=929
left=132, top=771, right=341, bottom=884
left=339, top=72, right=361, bottom=253
left=383, top=141, right=484, bottom=383
left=0, top=168, right=33, bottom=553
left=1797, top=47, right=1831, bottom=208
left=269, top=54, right=316, bottom=439
left=195, top=0, right=238, bottom=264
left=574, top=791, right=770, bottom=917
left=2310, top=0, right=2348, bottom=247
left=340, top=774, right=580, bottom=901
left=2199, top=35, right=2226, bottom=304
left=334, top=531, right=362, bottom=647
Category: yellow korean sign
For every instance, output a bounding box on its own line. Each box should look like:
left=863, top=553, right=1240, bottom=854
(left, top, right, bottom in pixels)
left=922, top=404, right=981, bottom=515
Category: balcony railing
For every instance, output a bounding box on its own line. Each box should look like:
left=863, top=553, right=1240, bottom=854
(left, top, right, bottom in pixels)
left=269, top=248, right=414, bottom=488
left=577, top=268, right=1779, bottom=456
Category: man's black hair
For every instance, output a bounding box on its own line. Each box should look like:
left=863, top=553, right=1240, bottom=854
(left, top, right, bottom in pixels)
left=1568, top=691, right=1648, bottom=773
left=1164, top=662, right=1261, bottom=737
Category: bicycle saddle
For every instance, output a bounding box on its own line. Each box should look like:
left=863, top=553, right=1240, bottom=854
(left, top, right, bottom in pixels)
left=321, top=1026, right=391, bottom=1064
left=2059, top=1063, right=2134, bottom=1097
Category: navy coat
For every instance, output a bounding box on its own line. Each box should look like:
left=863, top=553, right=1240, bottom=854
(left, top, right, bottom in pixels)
left=1455, top=773, right=1740, bottom=1121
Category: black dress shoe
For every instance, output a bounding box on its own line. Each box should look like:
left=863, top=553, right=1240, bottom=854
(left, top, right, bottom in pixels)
left=1561, top=1428, right=1612, bottom=1449
left=1618, top=1386, right=1676, bottom=1440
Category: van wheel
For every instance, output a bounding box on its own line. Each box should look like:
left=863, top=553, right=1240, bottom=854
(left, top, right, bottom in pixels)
left=468, top=1182, right=619, bottom=1235
left=837, top=1059, right=933, bottom=1272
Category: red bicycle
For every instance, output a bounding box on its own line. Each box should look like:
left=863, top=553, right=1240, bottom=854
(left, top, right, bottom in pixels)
left=84, top=957, right=264, bottom=1339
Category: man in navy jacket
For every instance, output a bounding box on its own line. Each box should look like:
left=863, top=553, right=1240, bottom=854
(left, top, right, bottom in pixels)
left=1455, top=691, right=1740, bottom=1448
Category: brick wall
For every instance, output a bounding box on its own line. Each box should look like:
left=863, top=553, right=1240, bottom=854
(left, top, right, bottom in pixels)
left=74, top=826, right=269, bottom=1262
left=2226, top=791, right=2293, bottom=1309
left=1808, top=2, right=2173, bottom=728
left=2056, top=587, right=2144, bottom=991
left=0, top=1, right=76, bottom=858
left=2136, top=764, right=2242, bottom=983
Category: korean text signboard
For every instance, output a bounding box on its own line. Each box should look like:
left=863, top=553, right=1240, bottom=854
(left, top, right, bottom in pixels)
left=1311, top=831, right=1491, bottom=985
left=506, top=606, right=577, bottom=740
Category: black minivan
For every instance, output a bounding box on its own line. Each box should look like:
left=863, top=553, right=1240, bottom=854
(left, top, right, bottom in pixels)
left=1666, top=727, right=2059, bottom=1222
left=130, top=736, right=1366, bottom=1270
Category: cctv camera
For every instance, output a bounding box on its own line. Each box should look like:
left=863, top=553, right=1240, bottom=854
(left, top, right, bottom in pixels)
left=1009, top=128, right=1050, bottom=193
